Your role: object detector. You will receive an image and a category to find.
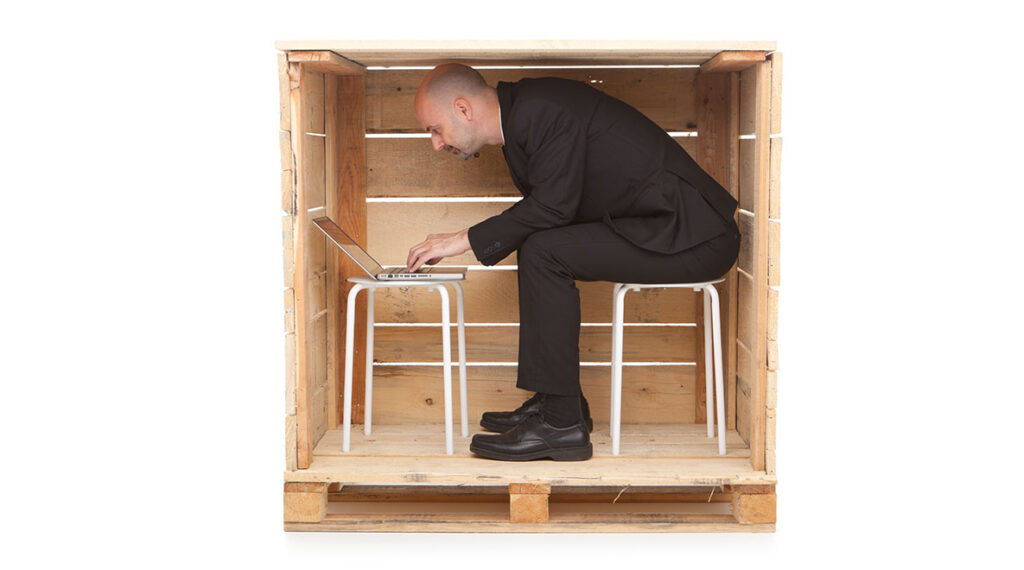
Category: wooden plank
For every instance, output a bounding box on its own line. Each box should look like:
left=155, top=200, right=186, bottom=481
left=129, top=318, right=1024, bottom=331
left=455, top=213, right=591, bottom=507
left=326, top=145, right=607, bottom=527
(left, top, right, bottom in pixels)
left=770, top=52, right=783, bottom=136
left=510, top=483, right=550, bottom=523
left=281, top=215, right=294, bottom=289
left=731, top=491, right=776, bottom=524
left=288, top=62, right=312, bottom=468
left=366, top=68, right=700, bottom=133
left=285, top=414, right=297, bottom=471
left=726, top=71, right=740, bottom=432
left=750, top=60, right=772, bottom=472
left=284, top=331, right=296, bottom=415
left=738, top=66, right=757, bottom=136
left=695, top=72, right=731, bottom=188
left=280, top=131, right=294, bottom=214
left=284, top=482, right=328, bottom=523
left=769, top=137, right=782, bottom=218
left=301, top=135, right=325, bottom=210
left=331, top=72, right=369, bottom=425
left=738, top=138, right=757, bottom=212
left=769, top=220, right=780, bottom=287
left=287, top=519, right=773, bottom=533
left=325, top=74, right=341, bottom=431
left=287, top=50, right=366, bottom=76
left=368, top=202, right=515, bottom=267
left=275, top=40, right=778, bottom=66
left=738, top=211, right=753, bottom=273
left=370, top=325, right=698, bottom=363
left=368, top=136, right=698, bottom=197
left=278, top=53, right=290, bottom=132
left=700, top=51, right=767, bottom=74
left=314, top=423, right=749, bottom=458
left=365, top=365, right=698, bottom=425
left=287, top=453, right=772, bottom=486
left=370, top=271, right=700, bottom=324
left=737, top=272, right=754, bottom=350
left=300, top=70, right=325, bottom=135
left=767, top=288, right=778, bottom=342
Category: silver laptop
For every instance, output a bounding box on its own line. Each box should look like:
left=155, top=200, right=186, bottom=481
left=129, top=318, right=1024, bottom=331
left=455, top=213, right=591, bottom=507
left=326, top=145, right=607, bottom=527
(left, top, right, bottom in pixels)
left=313, top=216, right=466, bottom=281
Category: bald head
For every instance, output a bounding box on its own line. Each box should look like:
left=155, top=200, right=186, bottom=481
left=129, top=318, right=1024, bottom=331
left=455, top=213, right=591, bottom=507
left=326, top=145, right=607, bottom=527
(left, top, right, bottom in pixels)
left=420, top=63, right=490, bottom=106
left=414, top=64, right=503, bottom=160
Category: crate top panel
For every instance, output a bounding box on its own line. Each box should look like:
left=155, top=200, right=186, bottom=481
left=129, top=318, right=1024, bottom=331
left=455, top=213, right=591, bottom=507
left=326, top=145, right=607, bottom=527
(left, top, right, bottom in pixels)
left=274, top=40, right=777, bottom=66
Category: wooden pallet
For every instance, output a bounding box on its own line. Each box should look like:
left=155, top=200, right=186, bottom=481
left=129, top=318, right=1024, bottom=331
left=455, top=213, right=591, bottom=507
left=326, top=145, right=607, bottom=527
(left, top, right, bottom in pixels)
left=284, top=482, right=775, bottom=532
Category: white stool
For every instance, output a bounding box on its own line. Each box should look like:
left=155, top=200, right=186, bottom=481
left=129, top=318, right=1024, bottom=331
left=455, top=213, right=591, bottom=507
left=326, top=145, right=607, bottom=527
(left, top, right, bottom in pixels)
left=342, top=276, right=468, bottom=455
left=610, top=278, right=726, bottom=456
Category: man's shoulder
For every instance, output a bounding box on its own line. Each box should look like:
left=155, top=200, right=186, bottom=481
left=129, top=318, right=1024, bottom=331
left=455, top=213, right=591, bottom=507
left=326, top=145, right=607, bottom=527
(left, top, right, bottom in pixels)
left=509, top=76, right=598, bottom=104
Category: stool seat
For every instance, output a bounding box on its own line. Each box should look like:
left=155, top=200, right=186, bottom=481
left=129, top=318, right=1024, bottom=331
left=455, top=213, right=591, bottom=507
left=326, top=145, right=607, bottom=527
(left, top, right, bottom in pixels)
left=342, top=275, right=468, bottom=455
left=610, top=279, right=727, bottom=456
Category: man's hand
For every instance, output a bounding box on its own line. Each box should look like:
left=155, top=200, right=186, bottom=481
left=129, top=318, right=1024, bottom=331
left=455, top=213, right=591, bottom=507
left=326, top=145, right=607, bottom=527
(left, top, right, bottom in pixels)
left=405, top=229, right=472, bottom=273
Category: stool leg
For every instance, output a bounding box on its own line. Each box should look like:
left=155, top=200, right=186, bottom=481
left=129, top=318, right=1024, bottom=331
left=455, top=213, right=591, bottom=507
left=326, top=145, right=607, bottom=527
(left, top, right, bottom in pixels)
left=703, top=287, right=714, bottom=438
left=610, top=283, right=622, bottom=442
left=364, top=288, right=374, bottom=436
left=707, top=284, right=727, bottom=455
left=611, top=284, right=629, bottom=456
left=343, top=284, right=365, bottom=453
left=451, top=282, right=469, bottom=438
left=435, top=285, right=455, bottom=455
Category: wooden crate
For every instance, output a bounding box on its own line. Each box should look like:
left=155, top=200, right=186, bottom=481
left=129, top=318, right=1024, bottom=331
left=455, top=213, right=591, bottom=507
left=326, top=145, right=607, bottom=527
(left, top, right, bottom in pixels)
left=277, top=40, right=781, bottom=532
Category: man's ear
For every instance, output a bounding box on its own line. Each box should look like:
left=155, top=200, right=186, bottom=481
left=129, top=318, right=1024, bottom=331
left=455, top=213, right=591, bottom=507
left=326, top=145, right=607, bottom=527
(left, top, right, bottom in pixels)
left=453, top=97, right=473, bottom=121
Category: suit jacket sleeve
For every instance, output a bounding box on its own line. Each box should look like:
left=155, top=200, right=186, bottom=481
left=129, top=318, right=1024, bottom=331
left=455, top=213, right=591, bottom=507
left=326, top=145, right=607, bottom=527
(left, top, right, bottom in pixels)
left=467, top=102, right=587, bottom=266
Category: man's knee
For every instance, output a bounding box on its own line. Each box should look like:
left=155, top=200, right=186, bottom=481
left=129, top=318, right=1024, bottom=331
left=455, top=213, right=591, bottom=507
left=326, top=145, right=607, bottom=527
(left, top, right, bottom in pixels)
left=518, top=230, right=556, bottom=265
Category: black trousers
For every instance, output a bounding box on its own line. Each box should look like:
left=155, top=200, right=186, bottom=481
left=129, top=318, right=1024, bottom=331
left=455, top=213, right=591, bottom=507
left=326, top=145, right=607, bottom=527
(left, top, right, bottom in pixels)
left=515, top=218, right=741, bottom=396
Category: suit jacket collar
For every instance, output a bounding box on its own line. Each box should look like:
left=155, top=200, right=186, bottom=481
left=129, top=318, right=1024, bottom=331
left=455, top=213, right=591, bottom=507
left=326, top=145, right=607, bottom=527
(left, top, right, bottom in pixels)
left=497, top=80, right=513, bottom=149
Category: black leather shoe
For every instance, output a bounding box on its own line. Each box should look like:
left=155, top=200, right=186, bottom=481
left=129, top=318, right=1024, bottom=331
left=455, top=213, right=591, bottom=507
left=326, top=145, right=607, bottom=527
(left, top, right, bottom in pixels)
left=470, top=412, right=593, bottom=461
left=480, top=394, right=594, bottom=433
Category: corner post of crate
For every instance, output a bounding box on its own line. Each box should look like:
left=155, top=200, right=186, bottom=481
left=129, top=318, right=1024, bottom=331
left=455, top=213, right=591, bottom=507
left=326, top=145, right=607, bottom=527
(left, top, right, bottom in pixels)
left=283, top=482, right=329, bottom=523
left=727, top=484, right=776, bottom=524
left=509, top=483, right=551, bottom=523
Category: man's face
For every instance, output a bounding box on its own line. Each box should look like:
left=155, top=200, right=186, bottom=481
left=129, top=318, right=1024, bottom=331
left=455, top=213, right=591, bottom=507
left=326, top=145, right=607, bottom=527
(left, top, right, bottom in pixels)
left=417, top=96, right=479, bottom=161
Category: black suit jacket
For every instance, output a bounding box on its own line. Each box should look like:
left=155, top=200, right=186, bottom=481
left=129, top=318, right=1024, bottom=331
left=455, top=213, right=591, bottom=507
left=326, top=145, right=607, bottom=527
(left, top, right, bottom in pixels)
left=467, top=77, right=739, bottom=266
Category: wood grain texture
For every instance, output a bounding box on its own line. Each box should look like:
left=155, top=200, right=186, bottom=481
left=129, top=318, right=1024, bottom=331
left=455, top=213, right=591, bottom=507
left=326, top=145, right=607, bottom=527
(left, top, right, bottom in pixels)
left=364, top=365, right=698, bottom=424
left=278, top=53, right=290, bottom=131
left=274, top=40, right=778, bottom=66
left=368, top=272, right=700, bottom=324
left=510, top=483, right=550, bottom=523
left=370, top=325, right=697, bottom=362
left=700, top=51, right=767, bottom=73
left=288, top=50, right=366, bottom=76
left=284, top=482, right=329, bottom=522
left=366, top=68, right=699, bottom=133
left=367, top=137, right=698, bottom=197
left=750, top=61, right=772, bottom=472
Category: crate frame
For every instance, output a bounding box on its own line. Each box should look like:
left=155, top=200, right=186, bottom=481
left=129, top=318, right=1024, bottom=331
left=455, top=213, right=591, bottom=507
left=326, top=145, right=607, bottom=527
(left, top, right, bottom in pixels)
left=277, top=40, right=781, bottom=532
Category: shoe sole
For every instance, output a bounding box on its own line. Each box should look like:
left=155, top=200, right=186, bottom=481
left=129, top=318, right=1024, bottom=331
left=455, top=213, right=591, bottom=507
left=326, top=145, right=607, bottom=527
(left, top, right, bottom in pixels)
left=469, top=442, right=594, bottom=461
left=479, top=418, right=595, bottom=434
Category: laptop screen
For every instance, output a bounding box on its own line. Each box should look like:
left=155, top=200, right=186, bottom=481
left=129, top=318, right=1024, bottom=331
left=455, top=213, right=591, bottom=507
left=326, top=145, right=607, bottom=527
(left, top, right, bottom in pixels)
left=312, top=217, right=387, bottom=275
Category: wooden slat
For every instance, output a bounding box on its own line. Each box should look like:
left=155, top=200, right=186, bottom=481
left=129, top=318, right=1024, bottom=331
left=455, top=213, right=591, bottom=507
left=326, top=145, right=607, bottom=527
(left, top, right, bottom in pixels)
left=274, top=40, right=778, bottom=66
left=770, top=52, right=783, bottom=136
left=282, top=215, right=293, bottom=288
left=288, top=62, right=312, bottom=468
left=737, top=272, right=754, bottom=350
left=371, top=325, right=698, bottom=362
left=288, top=453, right=771, bottom=487
left=314, top=423, right=749, bottom=458
left=285, top=414, right=297, bottom=471
left=285, top=330, right=296, bottom=415
left=365, top=365, right=698, bottom=425
left=726, top=71, right=740, bottom=432
left=738, top=66, right=757, bottom=136
left=768, top=220, right=780, bottom=287
left=302, top=134, right=325, bottom=210
left=366, top=68, right=700, bottom=133
left=738, top=138, right=757, bottom=213
left=700, top=51, right=767, bottom=73
left=287, top=50, right=366, bottom=76
left=278, top=53, right=290, bottom=131
left=750, top=61, right=772, bottom=472
left=769, top=137, right=782, bottom=218
left=369, top=272, right=699, bottom=324
left=299, top=70, right=325, bottom=134
left=738, top=212, right=753, bottom=273
left=367, top=137, right=697, bottom=197
left=331, top=73, right=369, bottom=424
left=368, top=202, right=515, bottom=267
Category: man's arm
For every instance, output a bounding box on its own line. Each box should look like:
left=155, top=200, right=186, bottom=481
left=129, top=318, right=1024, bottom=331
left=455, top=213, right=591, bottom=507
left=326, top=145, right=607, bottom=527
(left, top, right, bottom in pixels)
left=467, top=102, right=588, bottom=266
left=405, top=228, right=472, bottom=273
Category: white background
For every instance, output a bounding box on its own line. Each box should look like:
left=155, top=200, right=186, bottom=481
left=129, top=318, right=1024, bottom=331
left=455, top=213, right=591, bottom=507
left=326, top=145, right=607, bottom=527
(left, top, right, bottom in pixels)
left=2, top=1, right=1020, bottom=567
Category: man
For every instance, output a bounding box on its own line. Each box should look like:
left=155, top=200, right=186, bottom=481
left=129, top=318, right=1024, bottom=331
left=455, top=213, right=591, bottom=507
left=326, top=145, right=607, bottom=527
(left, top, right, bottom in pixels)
left=407, top=63, right=740, bottom=462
